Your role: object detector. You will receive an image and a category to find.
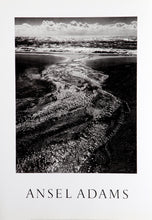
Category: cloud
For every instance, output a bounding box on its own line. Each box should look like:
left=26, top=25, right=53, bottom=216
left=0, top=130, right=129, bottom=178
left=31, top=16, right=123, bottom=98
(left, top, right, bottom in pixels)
left=15, top=20, right=137, bottom=39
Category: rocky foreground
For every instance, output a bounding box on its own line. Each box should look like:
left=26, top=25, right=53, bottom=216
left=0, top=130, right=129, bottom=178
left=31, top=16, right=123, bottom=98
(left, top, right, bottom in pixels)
left=16, top=56, right=125, bottom=173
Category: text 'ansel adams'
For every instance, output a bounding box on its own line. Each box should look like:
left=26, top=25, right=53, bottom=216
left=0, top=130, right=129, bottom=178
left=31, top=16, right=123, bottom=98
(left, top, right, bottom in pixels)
left=26, top=188, right=129, bottom=199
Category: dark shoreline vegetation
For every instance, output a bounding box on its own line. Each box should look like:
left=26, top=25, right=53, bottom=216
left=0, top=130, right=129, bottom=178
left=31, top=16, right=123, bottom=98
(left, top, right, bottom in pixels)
left=16, top=53, right=136, bottom=173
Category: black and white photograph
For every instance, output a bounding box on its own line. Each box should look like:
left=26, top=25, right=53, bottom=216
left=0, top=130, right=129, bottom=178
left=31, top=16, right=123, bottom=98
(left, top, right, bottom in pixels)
left=1, top=0, right=152, bottom=219
left=15, top=17, right=137, bottom=173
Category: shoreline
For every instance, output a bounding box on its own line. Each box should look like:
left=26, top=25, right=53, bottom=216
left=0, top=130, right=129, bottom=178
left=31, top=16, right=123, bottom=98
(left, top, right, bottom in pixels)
left=15, top=51, right=137, bottom=66
left=15, top=51, right=137, bottom=57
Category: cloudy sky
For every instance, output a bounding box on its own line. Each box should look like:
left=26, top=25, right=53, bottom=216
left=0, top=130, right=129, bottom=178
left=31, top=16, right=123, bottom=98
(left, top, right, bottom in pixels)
left=15, top=17, right=137, bottom=40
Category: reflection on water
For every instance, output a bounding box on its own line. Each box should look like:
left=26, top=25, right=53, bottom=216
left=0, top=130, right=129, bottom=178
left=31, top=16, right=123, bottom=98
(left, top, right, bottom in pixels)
left=16, top=53, right=65, bottom=99
left=86, top=56, right=137, bottom=104
left=86, top=56, right=136, bottom=69
left=16, top=53, right=65, bottom=76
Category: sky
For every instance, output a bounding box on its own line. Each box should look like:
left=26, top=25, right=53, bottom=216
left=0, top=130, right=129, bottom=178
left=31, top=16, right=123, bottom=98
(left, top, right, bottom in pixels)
left=15, top=17, right=137, bottom=40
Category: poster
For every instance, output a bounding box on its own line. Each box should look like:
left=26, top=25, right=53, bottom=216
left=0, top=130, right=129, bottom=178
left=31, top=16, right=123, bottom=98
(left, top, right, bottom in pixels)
left=0, top=0, right=152, bottom=219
